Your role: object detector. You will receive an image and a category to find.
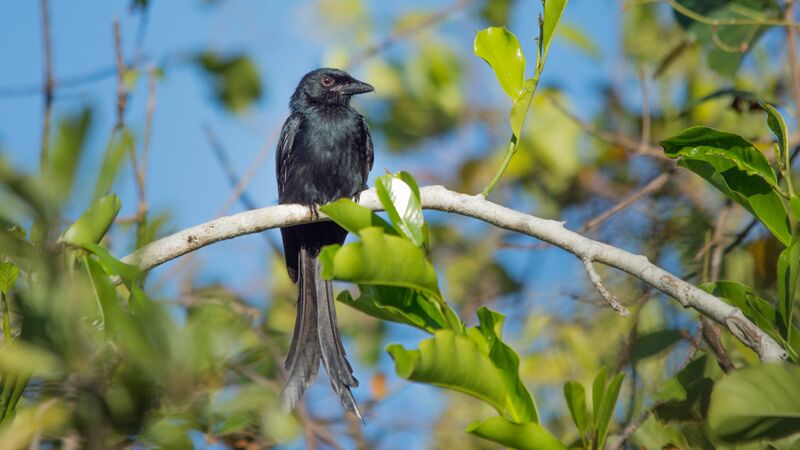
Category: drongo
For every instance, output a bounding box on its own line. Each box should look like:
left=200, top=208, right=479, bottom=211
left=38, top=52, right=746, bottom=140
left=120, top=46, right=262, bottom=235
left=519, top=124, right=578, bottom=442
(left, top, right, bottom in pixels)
left=276, top=68, right=374, bottom=419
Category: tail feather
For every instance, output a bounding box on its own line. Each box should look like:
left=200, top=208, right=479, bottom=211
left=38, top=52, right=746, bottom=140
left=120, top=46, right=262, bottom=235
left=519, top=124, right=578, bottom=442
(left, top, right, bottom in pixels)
left=281, top=249, right=321, bottom=410
left=281, top=248, right=361, bottom=420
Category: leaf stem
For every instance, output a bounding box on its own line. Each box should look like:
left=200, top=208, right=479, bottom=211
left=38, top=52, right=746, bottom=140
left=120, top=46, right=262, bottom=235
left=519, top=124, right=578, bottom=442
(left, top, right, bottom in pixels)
left=481, top=136, right=519, bottom=198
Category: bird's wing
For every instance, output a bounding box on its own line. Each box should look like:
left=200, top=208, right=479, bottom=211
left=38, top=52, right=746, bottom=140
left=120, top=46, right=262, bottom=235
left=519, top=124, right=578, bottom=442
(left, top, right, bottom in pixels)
left=359, top=114, right=374, bottom=184
left=276, top=113, right=302, bottom=199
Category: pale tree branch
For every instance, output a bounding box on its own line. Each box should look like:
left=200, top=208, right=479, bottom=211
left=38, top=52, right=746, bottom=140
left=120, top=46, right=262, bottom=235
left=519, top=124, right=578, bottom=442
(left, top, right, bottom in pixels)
left=582, top=256, right=630, bottom=317
left=121, top=186, right=788, bottom=363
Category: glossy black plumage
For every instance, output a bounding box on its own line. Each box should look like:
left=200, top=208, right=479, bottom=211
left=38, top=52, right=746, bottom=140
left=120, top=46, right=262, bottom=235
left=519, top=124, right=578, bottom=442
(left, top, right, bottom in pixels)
left=276, top=68, right=374, bottom=418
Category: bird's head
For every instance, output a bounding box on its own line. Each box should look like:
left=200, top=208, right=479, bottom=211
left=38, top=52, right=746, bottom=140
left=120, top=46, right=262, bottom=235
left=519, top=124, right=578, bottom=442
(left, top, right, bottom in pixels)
left=290, top=68, right=374, bottom=109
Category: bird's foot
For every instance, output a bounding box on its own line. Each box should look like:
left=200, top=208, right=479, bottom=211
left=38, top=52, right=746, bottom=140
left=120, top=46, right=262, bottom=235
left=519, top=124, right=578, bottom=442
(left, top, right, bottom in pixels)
left=308, top=204, right=320, bottom=221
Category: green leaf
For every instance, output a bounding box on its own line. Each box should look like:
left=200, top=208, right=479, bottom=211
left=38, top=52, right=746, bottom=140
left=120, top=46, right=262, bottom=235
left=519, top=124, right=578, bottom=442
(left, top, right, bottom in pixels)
left=563, top=380, right=589, bottom=434
left=777, top=239, right=800, bottom=340
left=319, top=199, right=395, bottom=237
left=662, top=127, right=790, bottom=245
left=467, top=416, right=566, bottom=450
left=591, top=367, right=608, bottom=429
left=708, top=364, right=800, bottom=442
left=338, top=287, right=451, bottom=333
left=93, top=129, right=132, bottom=201
left=476, top=307, right=538, bottom=422
left=629, top=330, right=683, bottom=363
left=474, top=27, right=525, bottom=98
left=539, top=0, right=568, bottom=67
left=654, top=354, right=723, bottom=422
left=60, top=194, right=121, bottom=246
left=0, top=263, right=19, bottom=295
left=790, top=195, right=800, bottom=222
left=375, top=173, right=426, bottom=247
left=388, top=325, right=534, bottom=422
left=596, top=372, right=624, bottom=450
left=83, top=255, right=123, bottom=336
left=81, top=242, right=143, bottom=282
left=319, top=227, right=439, bottom=297
left=196, top=53, right=262, bottom=113
left=702, top=281, right=799, bottom=360
left=761, top=102, right=789, bottom=165
left=46, top=108, right=92, bottom=203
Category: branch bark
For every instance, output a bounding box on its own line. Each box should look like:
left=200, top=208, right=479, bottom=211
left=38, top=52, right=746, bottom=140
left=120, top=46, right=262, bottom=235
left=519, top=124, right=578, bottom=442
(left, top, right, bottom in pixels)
left=121, top=185, right=788, bottom=363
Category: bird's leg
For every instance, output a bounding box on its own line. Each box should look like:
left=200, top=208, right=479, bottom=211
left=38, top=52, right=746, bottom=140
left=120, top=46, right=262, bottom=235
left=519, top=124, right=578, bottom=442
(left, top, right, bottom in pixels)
left=308, top=204, right=319, bottom=221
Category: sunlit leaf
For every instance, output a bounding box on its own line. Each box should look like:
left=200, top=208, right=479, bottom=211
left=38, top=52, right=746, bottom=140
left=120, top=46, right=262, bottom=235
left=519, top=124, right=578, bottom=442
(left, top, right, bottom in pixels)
left=467, top=416, right=566, bottom=450
left=662, top=126, right=790, bottom=245
left=474, top=27, right=525, bottom=98
left=376, top=172, right=426, bottom=247
left=539, top=0, right=568, bottom=66
left=563, top=380, right=589, bottom=433
left=319, top=198, right=395, bottom=237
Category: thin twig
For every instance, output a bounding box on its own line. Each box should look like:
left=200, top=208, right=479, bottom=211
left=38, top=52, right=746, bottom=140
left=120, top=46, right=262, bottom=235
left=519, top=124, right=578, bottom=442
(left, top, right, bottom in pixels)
left=137, top=66, right=157, bottom=219
left=638, top=67, right=651, bottom=154
left=39, top=0, right=54, bottom=170
left=701, top=316, right=736, bottom=372
left=579, top=172, right=671, bottom=233
left=581, top=256, right=630, bottom=317
left=787, top=1, right=800, bottom=126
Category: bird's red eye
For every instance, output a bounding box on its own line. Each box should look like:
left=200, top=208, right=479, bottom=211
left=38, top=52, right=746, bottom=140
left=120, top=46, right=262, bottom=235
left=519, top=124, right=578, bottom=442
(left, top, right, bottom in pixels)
left=320, top=76, right=334, bottom=87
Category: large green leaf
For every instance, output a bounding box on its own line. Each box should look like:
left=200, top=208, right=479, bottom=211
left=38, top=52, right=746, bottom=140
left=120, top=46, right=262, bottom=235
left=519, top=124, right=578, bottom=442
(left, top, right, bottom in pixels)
left=388, top=309, right=536, bottom=422
left=538, top=0, right=568, bottom=67
left=60, top=194, right=121, bottom=246
left=319, top=227, right=439, bottom=297
left=319, top=198, right=395, bottom=237
left=338, top=287, right=451, bottom=333
left=777, top=239, right=800, bottom=340
left=467, top=416, right=566, bottom=450
left=375, top=172, right=427, bottom=248
left=474, top=27, right=525, bottom=98
left=662, top=127, right=790, bottom=245
left=708, top=364, right=800, bottom=442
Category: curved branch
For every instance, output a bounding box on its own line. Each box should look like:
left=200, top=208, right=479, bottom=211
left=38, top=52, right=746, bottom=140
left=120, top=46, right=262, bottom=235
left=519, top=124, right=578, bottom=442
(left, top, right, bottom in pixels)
left=122, top=185, right=788, bottom=363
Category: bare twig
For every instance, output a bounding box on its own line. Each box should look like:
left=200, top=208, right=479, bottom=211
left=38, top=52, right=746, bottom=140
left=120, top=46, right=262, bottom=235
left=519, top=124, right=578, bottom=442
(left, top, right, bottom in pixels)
left=638, top=67, right=651, bottom=153
left=701, top=316, right=735, bottom=372
left=39, top=0, right=54, bottom=170
left=120, top=186, right=788, bottom=362
left=582, top=256, right=631, bottom=317
left=136, top=66, right=157, bottom=219
left=579, top=172, right=671, bottom=233
left=787, top=1, right=800, bottom=125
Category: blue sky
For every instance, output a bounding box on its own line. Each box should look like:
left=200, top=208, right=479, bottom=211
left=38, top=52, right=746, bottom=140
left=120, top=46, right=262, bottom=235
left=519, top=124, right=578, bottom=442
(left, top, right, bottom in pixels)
left=0, top=1, right=626, bottom=447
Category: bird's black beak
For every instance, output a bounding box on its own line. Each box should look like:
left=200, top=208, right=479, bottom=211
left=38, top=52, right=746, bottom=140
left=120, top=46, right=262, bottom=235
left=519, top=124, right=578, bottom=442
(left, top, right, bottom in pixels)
left=338, top=79, right=374, bottom=96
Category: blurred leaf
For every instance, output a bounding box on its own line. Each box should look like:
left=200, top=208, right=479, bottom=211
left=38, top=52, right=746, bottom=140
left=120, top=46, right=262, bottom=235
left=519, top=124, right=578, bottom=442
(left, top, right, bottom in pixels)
left=60, top=194, right=121, bottom=246
left=596, top=372, right=624, bottom=450
left=563, top=380, right=589, bottom=434
left=591, top=367, right=607, bottom=429
left=320, top=198, right=395, bottom=237
left=467, top=416, right=566, bottom=450
left=46, top=108, right=92, bottom=203
left=558, top=23, right=601, bottom=58
left=375, top=172, right=427, bottom=248
left=630, top=329, right=683, bottom=363
left=0, top=401, right=68, bottom=450
left=81, top=242, right=143, bottom=282
left=0, top=263, right=18, bottom=296
left=539, top=0, right=568, bottom=66
left=0, top=341, right=61, bottom=378
left=654, top=354, right=723, bottom=422
left=708, top=364, right=800, bottom=442
left=93, top=129, right=132, bottom=201
left=196, top=52, right=262, bottom=113
left=631, top=414, right=689, bottom=449
left=142, top=415, right=193, bottom=450
left=474, top=27, right=525, bottom=98
left=388, top=309, right=536, bottom=423
left=479, top=0, right=515, bottom=25
left=673, top=0, right=779, bottom=77
left=82, top=255, right=123, bottom=336
left=777, top=239, right=800, bottom=340
left=662, top=126, right=790, bottom=246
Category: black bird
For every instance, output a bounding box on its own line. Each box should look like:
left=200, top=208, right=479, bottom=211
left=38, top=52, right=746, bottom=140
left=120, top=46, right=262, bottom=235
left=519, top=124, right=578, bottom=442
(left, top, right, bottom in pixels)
left=276, top=68, right=374, bottom=418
